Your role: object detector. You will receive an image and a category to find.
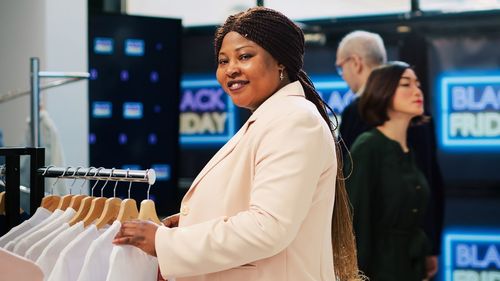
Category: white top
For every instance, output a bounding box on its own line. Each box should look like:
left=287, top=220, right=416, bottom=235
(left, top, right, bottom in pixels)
left=25, top=223, right=69, bottom=261
left=13, top=208, right=76, bottom=256
left=47, top=224, right=107, bottom=281
left=106, top=244, right=158, bottom=281
left=77, top=221, right=121, bottom=281
left=5, top=209, right=64, bottom=252
left=0, top=207, right=52, bottom=247
left=36, top=222, right=85, bottom=279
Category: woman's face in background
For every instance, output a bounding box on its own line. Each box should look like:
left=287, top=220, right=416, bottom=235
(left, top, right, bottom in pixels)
left=389, top=68, right=424, bottom=119
left=216, top=31, right=283, bottom=111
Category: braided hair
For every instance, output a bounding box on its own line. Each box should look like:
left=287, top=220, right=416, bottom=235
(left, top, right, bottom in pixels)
left=214, top=7, right=331, bottom=132
left=215, top=7, right=362, bottom=281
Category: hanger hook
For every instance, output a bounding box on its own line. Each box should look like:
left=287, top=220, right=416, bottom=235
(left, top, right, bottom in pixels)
left=100, top=168, right=114, bottom=197
left=112, top=169, right=120, bottom=198
left=144, top=169, right=151, bottom=200
left=126, top=169, right=132, bottom=199
left=70, top=166, right=83, bottom=187
left=42, top=165, right=55, bottom=194
left=90, top=167, right=104, bottom=197
left=53, top=166, right=72, bottom=194
left=80, top=167, right=96, bottom=194
left=42, top=165, right=55, bottom=176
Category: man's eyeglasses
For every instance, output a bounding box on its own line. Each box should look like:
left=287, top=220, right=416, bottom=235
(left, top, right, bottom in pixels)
left=335, top=56, right=353, bottom=76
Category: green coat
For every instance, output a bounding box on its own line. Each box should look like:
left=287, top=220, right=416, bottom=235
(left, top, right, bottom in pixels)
left=346, top=129, right=430, bottom=281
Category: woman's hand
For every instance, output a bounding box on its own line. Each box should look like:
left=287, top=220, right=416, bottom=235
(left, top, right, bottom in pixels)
left=162, top=213, right=180, bottom=228
left=113, top=220, right=159, bottom=256
left=425, top=255, right=438, bottom=279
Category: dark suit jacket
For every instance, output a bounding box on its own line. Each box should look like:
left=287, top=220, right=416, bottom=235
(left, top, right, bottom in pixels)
left=340, top=98, right=444, bottom=255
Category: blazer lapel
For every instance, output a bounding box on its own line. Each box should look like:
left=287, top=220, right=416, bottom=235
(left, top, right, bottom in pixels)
left=182, top=81, right=305, bottom=203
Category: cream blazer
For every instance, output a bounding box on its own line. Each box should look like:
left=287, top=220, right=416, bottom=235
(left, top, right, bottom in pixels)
left=156, top=81, right=337, bottom=281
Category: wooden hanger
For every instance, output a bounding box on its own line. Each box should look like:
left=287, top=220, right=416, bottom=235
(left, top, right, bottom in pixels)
left=0, top=191, right=5, bottom=215
left=68, top=195, right=86, bottom=211
left=138, top=184, right=161, bottom=224
left=116, top=198, right=138, bottom=222
left=94, top=175, right=122, bottom=229
left=67, top=167, right=87, bottom=211
left=50, top=166, right=73, bottom=210
left=94, top=197, right=121, bottom=229
left=116, top=169, right=141, bottom=222
left=56, top=194, right=74, bottom=210
left=40, top=166, right=61, bottom=212
left=78, top=167, right=108, bottom=227
left=41, top=195, right=61, bottom=212
left=138, top=199, right=161, bottom=224
left=81, top=197, right=107, bottom=228
left=68, top=167, right=99, bottom=225
left=68, top=196, right=93, bottom=226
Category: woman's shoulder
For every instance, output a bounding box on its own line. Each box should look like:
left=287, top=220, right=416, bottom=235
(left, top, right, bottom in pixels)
left=350, top=129, right=383, bottom=153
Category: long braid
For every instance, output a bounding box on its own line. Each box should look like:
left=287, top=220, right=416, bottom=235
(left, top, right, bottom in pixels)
left=215, top=7, right=362, bottom=280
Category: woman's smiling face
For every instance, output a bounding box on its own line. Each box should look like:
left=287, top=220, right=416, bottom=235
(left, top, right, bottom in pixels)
left=216, top=31, right=283, bottom=111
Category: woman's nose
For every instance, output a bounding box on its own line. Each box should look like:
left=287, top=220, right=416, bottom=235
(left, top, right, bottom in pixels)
left=225, top=63, right=240, bottom=78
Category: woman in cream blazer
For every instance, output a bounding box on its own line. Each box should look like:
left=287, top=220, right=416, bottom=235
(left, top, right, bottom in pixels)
left=114, top=7, right=360, bottom=281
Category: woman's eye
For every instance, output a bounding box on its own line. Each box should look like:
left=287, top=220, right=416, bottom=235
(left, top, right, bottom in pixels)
left=240, top=54, right=252, bottom=60
left=218, top=59, right=228, bottom=65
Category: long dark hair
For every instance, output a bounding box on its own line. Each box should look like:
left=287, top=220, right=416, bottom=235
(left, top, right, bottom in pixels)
left=215, top=7, right=361, bottom=280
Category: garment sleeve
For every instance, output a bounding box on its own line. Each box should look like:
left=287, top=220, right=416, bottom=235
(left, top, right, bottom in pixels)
left=155, top=108, right=334, bottom=278
left=345, top=138, right=375, bottom=277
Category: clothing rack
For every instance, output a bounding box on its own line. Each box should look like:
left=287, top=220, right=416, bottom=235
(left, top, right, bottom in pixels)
left=0, top=147, right=156, bottom=232
left=30, top=57, right=89, bottom=147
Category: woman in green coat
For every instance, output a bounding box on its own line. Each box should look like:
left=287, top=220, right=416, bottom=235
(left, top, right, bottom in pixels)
left=346, top=61, right=431, bottom=281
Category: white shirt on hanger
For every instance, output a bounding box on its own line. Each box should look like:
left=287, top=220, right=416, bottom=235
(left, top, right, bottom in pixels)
left=105, top=244, right=158, bottom=281
left=13, top=208, right=76, bottom=256
left=0, top=207, right=52, bottom=247
left=4, top=209, right=64, bottom=252
left=47, top=224, right=108, bottom=281
left=25, top=222, right=69, bottom=261
left=77, top=220, right=121, bottom=281
left=36, top=221, right=85, bottom=279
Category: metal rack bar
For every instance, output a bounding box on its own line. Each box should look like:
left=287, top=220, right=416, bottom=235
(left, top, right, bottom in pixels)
left=37, top=166, right=156, bottom=185
left=0, top=78, right=87, bottom=104
left=38, top=71, right=90, bottom=79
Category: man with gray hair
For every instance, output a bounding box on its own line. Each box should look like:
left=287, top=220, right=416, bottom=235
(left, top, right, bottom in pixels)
left=336, top=30, right=443, bottom=280
left=336, top=30, right=387, bottom=148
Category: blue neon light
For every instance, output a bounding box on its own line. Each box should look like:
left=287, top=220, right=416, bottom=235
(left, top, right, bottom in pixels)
left=311, top=75, right=353, bottom=115
left=92, top=101, right=112, bottom=118
left=94, top=37, right=114, bottom=55
left=124, top=39, right=145, bottom=56
left=444, top=231, right=500, bottom=281
left=437, top=73, right=500, bottom=151
left=180, top=76, right=236, bottom=146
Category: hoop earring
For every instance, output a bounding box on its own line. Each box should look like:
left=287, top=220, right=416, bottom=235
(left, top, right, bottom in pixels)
left=279, top=69, right=284, bottom=81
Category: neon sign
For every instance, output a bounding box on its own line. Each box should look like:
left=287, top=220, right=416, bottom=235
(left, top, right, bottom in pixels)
left=445, top=232, right=500, bottom=281
left=180, top=76, right=235, bottom=146
left=438, top=74, right=500, bottom=150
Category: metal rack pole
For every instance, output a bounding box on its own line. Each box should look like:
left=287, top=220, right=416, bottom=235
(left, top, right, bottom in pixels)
left=30, top=58, right=40, bottom=147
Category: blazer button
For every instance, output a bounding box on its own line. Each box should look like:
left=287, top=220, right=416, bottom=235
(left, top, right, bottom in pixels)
left=412, top=208, right=418, bottom=213
left=181, top=205, right=190, bottom=216
left=416, top=185, right=422, bottom=190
